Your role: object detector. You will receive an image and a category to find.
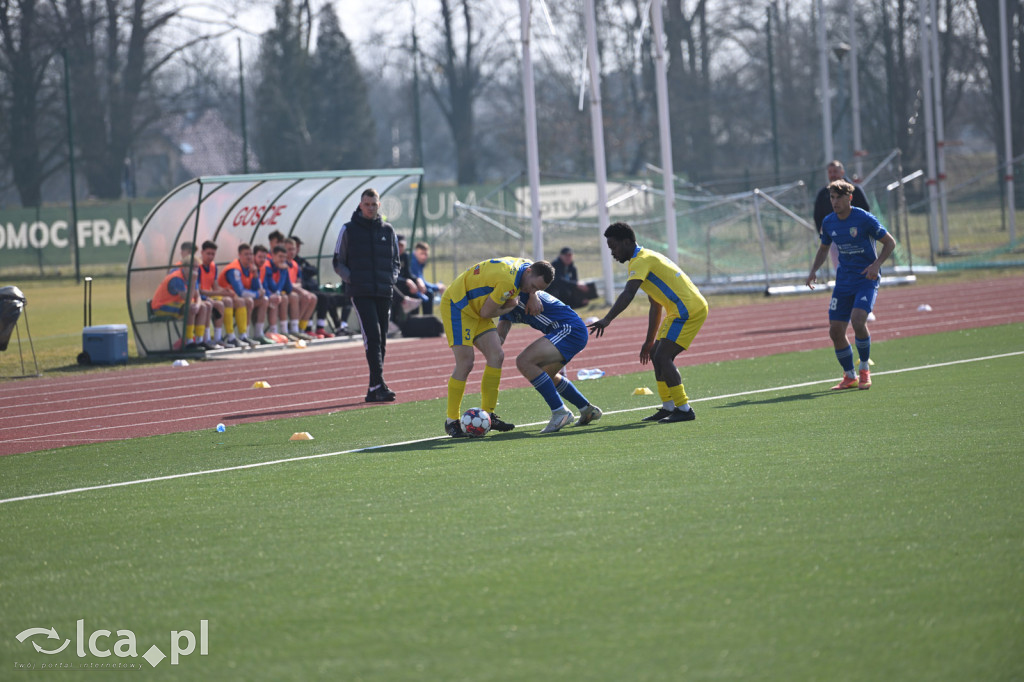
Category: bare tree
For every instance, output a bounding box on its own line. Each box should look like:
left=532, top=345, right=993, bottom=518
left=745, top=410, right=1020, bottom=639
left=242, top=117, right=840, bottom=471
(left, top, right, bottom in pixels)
left=0, top=0, right=62, bottom=206
left=51, top=0, right=230, bottom=199
left=419, top=0, right=513, bottom=184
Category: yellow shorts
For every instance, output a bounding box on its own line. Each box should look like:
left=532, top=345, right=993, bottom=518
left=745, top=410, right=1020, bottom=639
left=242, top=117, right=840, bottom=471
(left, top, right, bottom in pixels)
left=440, top=295, right=495, bottom=347
left=658, top=304, right=707, bottom=350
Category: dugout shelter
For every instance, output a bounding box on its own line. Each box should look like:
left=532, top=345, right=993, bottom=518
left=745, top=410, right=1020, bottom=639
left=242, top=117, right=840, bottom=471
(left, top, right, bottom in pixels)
left=127, top=169, right=423, bottom=356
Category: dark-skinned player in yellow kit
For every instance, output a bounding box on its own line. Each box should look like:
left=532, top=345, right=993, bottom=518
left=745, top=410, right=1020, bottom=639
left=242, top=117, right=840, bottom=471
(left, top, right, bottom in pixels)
left=588, top=222, right=709, bottom=423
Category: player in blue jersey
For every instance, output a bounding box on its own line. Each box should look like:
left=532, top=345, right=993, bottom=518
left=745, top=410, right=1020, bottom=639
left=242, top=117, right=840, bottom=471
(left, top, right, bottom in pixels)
left=263, top=245, right=295, bottom=339
left=806, top=179, right=896, bottom=390
left=497, top=291, right=603, bottom=433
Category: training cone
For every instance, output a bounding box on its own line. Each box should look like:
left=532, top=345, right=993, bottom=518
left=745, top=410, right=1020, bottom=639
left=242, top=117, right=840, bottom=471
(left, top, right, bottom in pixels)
left=252, top=380, right=271, bottom=389
left=633, top=387, right=654, bottom=395
left=172, top=359, right=189, bottom=368
left=289, top=432, right=314, bottom=441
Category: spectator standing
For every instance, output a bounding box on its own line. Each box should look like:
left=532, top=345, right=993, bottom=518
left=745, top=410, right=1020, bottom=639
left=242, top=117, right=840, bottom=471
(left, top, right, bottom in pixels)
left=333, top=189, right=401, bottom=403
left=813, top=160, right=870, bottom=234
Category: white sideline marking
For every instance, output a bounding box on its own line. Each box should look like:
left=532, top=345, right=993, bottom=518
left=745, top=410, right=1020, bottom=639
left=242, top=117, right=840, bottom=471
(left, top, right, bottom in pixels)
left=2, top=350, right=1021, bottom=506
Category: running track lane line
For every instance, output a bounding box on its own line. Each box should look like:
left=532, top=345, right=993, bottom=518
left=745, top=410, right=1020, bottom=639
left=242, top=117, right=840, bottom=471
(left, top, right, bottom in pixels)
left=2, top=350, right=1020, bottom=507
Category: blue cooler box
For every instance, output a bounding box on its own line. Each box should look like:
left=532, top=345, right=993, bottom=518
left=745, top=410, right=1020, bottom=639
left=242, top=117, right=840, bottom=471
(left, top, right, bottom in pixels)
left=83, top=324, right=129, bottom=364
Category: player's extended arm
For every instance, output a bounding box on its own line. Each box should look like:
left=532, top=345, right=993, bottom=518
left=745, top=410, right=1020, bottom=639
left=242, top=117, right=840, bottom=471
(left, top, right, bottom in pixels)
left=863, top=233, right=897, bottom=280
left=480, top=296, right=518, bottom=319
left=805, top=243, right=832, bottom=289
left=588, top=279, right=643, bottom=336
left=639, top=301, right=663, bottom=365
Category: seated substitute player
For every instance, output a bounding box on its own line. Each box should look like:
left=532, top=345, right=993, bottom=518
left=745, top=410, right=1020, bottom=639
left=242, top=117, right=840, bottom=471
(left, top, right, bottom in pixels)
left=219, top=242, right=269, bottom=345
left=496, top=290, right=602, bottom=434
left=406, top=241, right=446, bottom=315
left=283, top=237, right=317, bottom=341
left=441, top=257, right=554, bottom=437
left=150, top=259, right=211, bottom=351
left=805, top=179, right=896, bottom=390
left=262, top=245, right=295, bottom=340
left=588, top=222, right=709, bottom=424
left=195, top=240, right=230, bottom=349
left=253, top=244, right=285, bottom=342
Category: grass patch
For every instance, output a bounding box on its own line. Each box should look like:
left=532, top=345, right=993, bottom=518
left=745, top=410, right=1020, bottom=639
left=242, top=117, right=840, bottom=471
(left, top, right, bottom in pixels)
left=1, top=324, right=1021, bottom=680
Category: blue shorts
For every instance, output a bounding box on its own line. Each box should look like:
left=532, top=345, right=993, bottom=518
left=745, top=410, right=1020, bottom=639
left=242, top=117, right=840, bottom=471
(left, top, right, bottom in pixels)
left=547, top=322, right=588, bottom=364
left=829, top=278, right=879, bottom=322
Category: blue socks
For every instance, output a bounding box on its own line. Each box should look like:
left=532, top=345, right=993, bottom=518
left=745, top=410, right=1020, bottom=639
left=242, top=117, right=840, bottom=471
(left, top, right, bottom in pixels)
left=835, top=345, right=855, bottom=374
left=555, top=376, right=590, bottom=409
left=855, top=335, right=871, bottom=370
left=531, top=373, right=564, bottom=411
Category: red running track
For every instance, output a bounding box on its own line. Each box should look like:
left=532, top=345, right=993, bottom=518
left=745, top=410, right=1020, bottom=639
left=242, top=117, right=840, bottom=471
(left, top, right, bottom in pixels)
left=1, top=275, right=1022, bottom=456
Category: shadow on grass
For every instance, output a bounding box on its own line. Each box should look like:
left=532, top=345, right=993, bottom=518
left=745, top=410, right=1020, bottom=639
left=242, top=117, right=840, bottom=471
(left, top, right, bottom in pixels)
left=716, top=390, right=831, bottom=407
left=368, top=420, right=650, bottom=454
left=228, top=402, right=366, bottom=420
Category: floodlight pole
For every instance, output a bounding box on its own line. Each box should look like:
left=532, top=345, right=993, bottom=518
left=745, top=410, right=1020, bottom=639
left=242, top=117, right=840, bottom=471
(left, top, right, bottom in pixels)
left=584, top=0, right=615, bottom=304
left=918, top=0, right=940, bottom=263
left=927, top=0, right=950, bottom=251
left=650, top=0, right=678, bottom=263
left=62, top=49, right=81, bottom=284
left=520, top=0, right=544, bottom=262
left=999, top=0, right=1017, bottom=245
left=816, top=0, right=833, bottom=164
left=848, top=1, right=865, bottom=182
left=238, top=38, right=249, bottom=174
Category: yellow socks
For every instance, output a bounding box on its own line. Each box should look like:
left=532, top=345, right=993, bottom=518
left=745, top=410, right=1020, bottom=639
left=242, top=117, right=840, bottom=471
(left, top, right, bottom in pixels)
left=447, top=378, right=467, bottom=421
left=235, top=307, right=248, bottom=337
left=223, top=306, right=234, bottom=336
left=669, top=383, right=689, bottom=408
left=481, top=366, right=502, bottom=412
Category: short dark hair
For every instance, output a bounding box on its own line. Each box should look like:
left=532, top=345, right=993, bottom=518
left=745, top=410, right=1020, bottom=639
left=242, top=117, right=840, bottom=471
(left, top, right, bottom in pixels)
left=238, top=243, right=251, bottom=254
left=180, top=241, right=196, bottom=254
left=362, top=188, right=379, bottom=199
left=253, top=244, right=268, bottom=255
left=529, top=260, right=555, bottom=284
left=268, top=230, right=285, bottom=242
left=559, top=246, right=573, bottom=256
left=291, top=236, right=303, bottom=246
left=272, top=245, right=287, bottom=255
left=604, top=222, right=636, bottom=243
left=201, top=240, right=217, bottom=251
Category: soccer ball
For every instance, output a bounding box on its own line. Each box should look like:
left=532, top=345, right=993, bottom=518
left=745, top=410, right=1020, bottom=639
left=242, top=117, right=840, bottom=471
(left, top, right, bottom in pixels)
left=460, top=408, right=491, bottom=437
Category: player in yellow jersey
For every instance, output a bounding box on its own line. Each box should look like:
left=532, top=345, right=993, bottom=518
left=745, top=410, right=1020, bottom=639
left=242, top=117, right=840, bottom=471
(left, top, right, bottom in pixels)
left=441, top=257, right=555, bottom=437
left=589, top=222, right=709, bottom=424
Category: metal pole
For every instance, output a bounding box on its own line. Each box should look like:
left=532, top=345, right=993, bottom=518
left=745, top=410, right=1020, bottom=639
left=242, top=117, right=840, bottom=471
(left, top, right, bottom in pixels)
left=999, top=0, right=1017, bottom=245
left=928, top=0, right=950, bottom=251
left=62, top=49, right=81, bottom=283
left=520, top=0, right=544, bottom=262
left=752, top=191, right=772, bottom=288
left=767, top=3, right=781, bottom=186
left=848, top=1, right=865, bottom=181
left=583, top=0, right=615, bottom=304
left=917, top=1, right=939, bottom=263
left=650, top=0, right=678, bottom=262
left=816, top=0, right=834, bottom=163
left=237, top=38, right=249, bottom=174
left=411, top=20, right=425, bottom=170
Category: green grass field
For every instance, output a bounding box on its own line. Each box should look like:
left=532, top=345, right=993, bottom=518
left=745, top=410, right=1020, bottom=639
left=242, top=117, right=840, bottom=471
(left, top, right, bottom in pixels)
left=2, top=323, right=1021, bottom=680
